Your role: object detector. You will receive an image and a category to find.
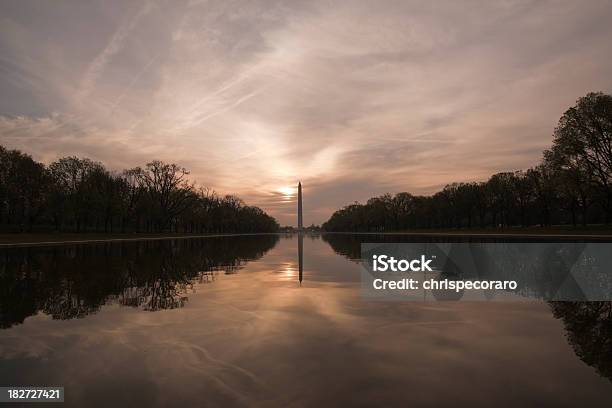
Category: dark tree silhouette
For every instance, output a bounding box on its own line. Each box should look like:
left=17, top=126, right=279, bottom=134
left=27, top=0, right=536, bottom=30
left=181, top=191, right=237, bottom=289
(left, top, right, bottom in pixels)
left=0, top=235, right=279, bottom=328
left=550, top=301, right=612, bottom=382
left=549, top=92, right=612, bottom=220
left=133, top=161, right=195, bottom=232
left=0, top=150, right=279, bottom=234
left=323, top=92, right=612, bottom=232
left=0, top=147, right=48, bottom=231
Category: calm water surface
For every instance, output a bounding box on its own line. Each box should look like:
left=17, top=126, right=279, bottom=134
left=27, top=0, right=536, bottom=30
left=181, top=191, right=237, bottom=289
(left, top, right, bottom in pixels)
left=1, top=234, right=611, bottom=407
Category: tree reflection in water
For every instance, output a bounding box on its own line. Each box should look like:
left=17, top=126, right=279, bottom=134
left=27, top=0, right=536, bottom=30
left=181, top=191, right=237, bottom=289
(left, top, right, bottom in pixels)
left=0, top=235, right=278, bottom=328
left=549, top=301, right=612, bottom=382
left=321, top=233, right=612, bottom=383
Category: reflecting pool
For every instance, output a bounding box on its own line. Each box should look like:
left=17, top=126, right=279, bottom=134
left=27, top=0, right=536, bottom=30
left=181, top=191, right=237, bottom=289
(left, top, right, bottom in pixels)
left=1, top=234, right=611, bottom=406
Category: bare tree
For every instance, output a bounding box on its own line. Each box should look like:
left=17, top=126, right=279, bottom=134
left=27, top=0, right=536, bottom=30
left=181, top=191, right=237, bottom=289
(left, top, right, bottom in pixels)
left=135, top=161, right=196, bottom=231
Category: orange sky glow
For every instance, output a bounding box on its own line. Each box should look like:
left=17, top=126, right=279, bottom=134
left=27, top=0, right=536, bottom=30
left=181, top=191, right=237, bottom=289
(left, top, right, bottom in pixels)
left=1, top=0, right=612, bottom=225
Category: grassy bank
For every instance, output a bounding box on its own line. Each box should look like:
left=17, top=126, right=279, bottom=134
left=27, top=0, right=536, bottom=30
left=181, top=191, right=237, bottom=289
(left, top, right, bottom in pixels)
left=323, top=226, right=612, bottom=238
left=2, top=226, right=612, bottom=246
left=393, top=226, right=612, bottom=235
left=0, top=232, right=282, bottom=246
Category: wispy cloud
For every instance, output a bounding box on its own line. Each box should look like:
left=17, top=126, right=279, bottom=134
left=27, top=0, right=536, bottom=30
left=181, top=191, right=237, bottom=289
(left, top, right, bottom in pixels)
left=1, top=0, right=612, bottom=225
left=76, top=1, right=154, bottom=102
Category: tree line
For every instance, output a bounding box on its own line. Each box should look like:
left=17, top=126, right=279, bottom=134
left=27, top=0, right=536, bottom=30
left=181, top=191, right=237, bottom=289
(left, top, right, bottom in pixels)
left=323, top=92, right=612, bottom=232
left=0, top=150, right=279, bottom=233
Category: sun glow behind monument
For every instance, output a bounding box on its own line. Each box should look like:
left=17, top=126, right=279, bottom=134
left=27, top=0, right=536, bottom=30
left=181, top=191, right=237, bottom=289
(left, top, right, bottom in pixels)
left=277, top=186, right=295, bottom=203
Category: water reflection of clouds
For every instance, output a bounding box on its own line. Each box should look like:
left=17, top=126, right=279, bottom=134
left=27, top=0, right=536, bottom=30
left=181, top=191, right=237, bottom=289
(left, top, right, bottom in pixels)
left=0, top=235, right=611, bottom=406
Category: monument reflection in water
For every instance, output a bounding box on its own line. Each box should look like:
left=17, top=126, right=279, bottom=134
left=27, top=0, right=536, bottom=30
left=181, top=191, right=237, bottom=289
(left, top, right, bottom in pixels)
left=298, top=233, right=303, bottom=285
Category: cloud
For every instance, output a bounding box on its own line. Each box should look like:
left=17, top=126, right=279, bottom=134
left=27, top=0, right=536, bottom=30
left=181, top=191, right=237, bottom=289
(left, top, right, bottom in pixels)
left=1, top=0, right=612, bottom=225
left=76, top=1, right=154, bottom=102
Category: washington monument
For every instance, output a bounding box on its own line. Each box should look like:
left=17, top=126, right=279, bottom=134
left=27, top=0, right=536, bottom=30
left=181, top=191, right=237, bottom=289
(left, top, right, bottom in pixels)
left=297, top=181, right=304, bottom=285
left=297, top=181, right=303, bottom=230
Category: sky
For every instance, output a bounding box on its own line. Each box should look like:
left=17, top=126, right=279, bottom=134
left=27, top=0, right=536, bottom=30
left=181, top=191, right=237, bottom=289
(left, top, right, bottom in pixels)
left=1, top=0, right=612, bottom=226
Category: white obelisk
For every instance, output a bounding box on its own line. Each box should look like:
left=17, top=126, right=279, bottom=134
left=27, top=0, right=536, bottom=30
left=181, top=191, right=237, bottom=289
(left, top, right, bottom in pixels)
left=297, top=181, right=303, bottom=285
left=297, top=182, right=303, bottom=230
